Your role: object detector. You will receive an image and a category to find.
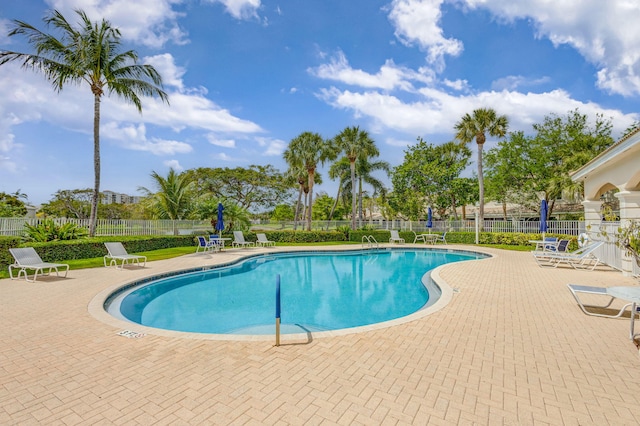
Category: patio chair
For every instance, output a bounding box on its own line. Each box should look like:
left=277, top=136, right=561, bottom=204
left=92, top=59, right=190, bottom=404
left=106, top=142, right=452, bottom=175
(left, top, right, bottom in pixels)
left=256, top=233, right=276, bottom=247
left=433, top=231, right=447, bottom=244
left=232, top=231, right=255, bottom=248
left=196, top=236, right=217, bottom=253
left=532, top=241, right=603, bottom=270
left=8, top=247, right=69, bottom=282
left=104, top=242, right=147, bottom=269
left=567, top=284, right=634, bottom=318
left=389, top=230, right=405, bottom=244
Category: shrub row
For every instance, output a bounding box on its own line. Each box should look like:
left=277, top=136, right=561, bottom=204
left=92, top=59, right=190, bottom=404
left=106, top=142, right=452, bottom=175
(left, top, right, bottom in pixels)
left=0, top=235, right=197, bottom=271
left=0, top=230, right=578, bottom=273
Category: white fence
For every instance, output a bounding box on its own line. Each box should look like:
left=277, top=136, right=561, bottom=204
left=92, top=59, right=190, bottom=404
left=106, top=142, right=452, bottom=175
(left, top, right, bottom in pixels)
left=0, top=218, right=212, bottom=237
left=0, top=217, right=587, bottom=236
left=2, top=217, right=635, bottom=275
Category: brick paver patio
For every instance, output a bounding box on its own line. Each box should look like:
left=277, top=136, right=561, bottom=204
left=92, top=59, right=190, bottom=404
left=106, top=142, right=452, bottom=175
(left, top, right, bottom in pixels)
left=1, top=245, right=639, bottom=425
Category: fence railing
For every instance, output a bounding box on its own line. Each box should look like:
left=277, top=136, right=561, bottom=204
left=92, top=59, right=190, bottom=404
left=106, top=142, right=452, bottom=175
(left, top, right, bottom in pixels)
left=0, top=217, right=589, bottom=237
left=253, top=219, right=586, bottom=236
left=2, top=217, right=634, bottom=275
left=0, top=218, right=212, bottom=237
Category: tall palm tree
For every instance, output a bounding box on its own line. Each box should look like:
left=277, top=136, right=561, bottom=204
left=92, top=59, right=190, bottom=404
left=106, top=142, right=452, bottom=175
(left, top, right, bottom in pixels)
left=332, top=126, right=379, bottom=229
left=285, top=165, right=309, bottom=231
left=0, top=9, right=169, bottom=236
left=138, top=169, right=194, bottom=223
left=354, top=157, right=390, bottom=223
left=328, top=157, right=352, bottom=223
left=454, top=108, right=508, bottom=224
left=283, top=132, right=334, bottom=231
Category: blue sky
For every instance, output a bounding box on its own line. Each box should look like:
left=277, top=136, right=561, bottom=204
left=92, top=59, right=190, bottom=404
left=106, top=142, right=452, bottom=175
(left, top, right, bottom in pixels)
left=1, top=0, right=639, bottom=206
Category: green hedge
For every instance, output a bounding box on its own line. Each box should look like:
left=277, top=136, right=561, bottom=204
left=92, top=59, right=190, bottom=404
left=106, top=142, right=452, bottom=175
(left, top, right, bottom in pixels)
left=0, top=235, right=197, bottom=271
left=195, top=230, right=347, bottom=244
left=1, top=230, right=579, bottom=273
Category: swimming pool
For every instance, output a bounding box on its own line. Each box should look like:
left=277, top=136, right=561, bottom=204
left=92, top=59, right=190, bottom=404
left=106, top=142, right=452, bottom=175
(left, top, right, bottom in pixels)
left=105, top=248, right=488, bottom=336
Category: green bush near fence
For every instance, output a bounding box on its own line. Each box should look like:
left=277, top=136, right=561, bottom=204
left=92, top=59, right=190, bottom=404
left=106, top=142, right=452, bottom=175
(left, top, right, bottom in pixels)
left=1, top=230, right=579, bottom=274
left=195, top=230, right=347, bottom=244
left=0, top=235, right=196, bottom=272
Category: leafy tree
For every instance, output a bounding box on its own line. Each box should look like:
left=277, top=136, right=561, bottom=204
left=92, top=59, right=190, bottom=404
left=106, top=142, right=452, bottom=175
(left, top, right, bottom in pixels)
left=312, top=193, right=340, bottom=220
left=271, top=204, right=295, bottom=221
left=391, top=139, right=472, bottom=220
left=193, top=197, right=251, bottom=231
left=183, top=165, right=292, bottom=212
left=485, top=110, right=614, bottom=217
left=40, top=189, right=93, bottom=218
left=0, top=191, right=28, bottom=217
left=331, top=126, right=379, bottom=229
left=283, top=132, right=335, bottom=230
left=0, top=9, right=169, bottom=236
left=138, top=169, right=194, bottom=222
left=454, top=108, right=509, bottom=224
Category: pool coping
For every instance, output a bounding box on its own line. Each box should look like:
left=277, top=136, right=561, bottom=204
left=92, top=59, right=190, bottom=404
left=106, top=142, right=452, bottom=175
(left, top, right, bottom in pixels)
left=88, top=245, right=494, bottom=342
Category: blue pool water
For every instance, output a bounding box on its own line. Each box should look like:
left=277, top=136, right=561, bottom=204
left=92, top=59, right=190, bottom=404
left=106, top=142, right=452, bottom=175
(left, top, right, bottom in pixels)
left=106, top=248, right=486, bottom=335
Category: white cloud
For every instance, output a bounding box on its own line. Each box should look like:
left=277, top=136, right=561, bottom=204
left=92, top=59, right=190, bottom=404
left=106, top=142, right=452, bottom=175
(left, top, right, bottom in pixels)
left=205, top=0, right=262, bottom=20
left=255, top=137, right=286, bottom=156
left=386, top=0, right=463, bottom=70
left=213, top=152, right=240, bottom=161
left=308, top=51, right=435, bottom=91
left=457, top=0, right=640, bottom=96
left=102, top=122, right=193, bottom=155
left=207, top=135, right=236, bottom=148
left=144, top=54, right=186, bottom=92
left=163, top=159, right=184, bottom=171
left=45, top=0, right=188, bottom=48
left=318, top=86, right=638, bottom=138
left=491, top=75, right=551, bottom=91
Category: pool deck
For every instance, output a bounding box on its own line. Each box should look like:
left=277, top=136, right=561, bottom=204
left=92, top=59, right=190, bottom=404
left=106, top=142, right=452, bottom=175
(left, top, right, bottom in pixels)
left=1, top=244, right=639, bottom=425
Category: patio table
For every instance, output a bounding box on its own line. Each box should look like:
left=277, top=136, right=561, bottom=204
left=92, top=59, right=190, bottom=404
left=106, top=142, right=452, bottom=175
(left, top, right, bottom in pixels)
left=606, top=286, right=640, bottom=340
left=529, top=240, right=560, bottom=252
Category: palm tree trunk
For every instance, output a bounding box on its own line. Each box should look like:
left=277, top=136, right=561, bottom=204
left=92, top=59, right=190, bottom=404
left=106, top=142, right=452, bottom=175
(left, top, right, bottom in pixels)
left=293, top=185, right=303, bottom=231
left=88, top=93, right=101, bottom=237
left=307, top=169, right=315, bottom=231
left=358, top=176, right=363, bottom=227
left=327, top=185, right=342, bottom=230
left=350, top=160, right=356, bottom=230
left=477, top=142, right=484, bottom=226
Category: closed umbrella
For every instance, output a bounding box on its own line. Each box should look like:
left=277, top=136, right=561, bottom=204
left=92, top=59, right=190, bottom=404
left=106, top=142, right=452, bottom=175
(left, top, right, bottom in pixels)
left=215, top=203, right=224, bottom=237
left=427, top=207, right=433, bottom=234
left=539, top=199, right=548, bottom=239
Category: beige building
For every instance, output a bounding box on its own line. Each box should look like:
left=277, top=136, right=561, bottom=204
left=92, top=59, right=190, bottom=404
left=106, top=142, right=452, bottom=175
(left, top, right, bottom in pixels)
left=571, top=127, right=640, bottom=275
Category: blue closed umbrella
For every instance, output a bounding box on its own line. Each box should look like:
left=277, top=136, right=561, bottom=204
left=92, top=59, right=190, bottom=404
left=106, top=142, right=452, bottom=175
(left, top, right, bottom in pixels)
left=539, top=199, right=548, bottom=237
left=215, top=203, right=224, bottom=236
left=427, top=207, right=433, bottom=233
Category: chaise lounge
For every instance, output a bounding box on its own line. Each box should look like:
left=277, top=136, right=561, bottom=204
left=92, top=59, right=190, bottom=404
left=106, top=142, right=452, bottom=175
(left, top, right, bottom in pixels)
left=567, top=284, right=635, bottom=318
left=9, top=247, right=69, bottom=282
left=104, top=242, right=147, bottom=269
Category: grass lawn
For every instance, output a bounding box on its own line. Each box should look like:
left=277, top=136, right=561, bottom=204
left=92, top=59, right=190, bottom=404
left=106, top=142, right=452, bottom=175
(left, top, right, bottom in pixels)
left=0, top=242, right=531, bottom=280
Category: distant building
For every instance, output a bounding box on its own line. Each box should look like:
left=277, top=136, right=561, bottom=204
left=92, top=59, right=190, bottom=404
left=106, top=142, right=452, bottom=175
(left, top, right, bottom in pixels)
left=101, top=190, right=140, bottom=205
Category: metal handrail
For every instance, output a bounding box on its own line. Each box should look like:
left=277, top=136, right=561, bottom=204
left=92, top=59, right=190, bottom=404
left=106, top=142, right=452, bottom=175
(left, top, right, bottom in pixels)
left=361, top=235, right=379, bottom=249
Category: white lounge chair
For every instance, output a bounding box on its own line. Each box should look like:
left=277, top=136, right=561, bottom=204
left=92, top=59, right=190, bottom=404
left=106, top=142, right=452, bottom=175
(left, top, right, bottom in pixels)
left=104, top=242, right=147, bottom=269
left=232, top=231, right=255, bottom=248
left=567, top=284, right=635, bottom=318
left=532, top=241, right=603, bottom=270
left=389, top=230, right=405, bottom=244
left=8, top=247, right=69, bottom=282
left=256, top=233, right=275, bottom=247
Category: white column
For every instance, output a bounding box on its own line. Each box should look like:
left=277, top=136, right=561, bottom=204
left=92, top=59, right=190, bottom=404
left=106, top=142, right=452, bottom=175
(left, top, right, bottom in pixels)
left=581, top=200, right=603, bottom=237
left=615, top=191, right=640, bottom=276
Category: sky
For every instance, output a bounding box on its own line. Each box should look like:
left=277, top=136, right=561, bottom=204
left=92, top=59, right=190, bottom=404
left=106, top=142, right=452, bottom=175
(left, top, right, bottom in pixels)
left=0, top=0, right=639, bottom=207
